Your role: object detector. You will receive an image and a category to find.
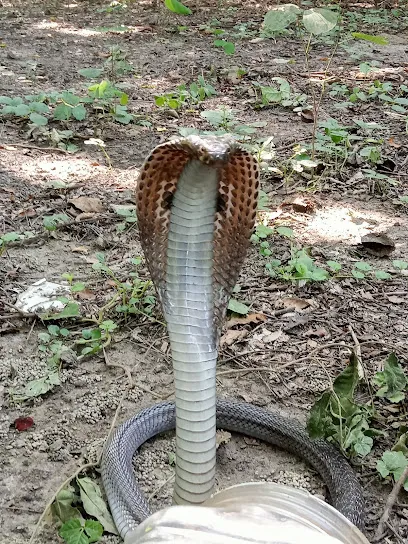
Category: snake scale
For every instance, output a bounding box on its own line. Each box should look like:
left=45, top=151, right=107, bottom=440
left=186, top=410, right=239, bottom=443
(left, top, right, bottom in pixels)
left=101, top=136, right=365, bottom=539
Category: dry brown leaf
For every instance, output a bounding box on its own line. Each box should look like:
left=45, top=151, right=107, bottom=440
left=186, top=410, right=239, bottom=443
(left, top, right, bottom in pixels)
left=262, top=330, right=282, bottom=343
left=72, top=246, right=89, bottom=254
left=300, top=109, right=314, bottom=123
left=77, top=289, right=96, bottom=301
left=280, top=297, right=310, bottom=310
left=360, top=232, right=395, bottom=257
left=216, top=430, right=231, bottom=448
left=69, top=196, right=104, bottom=213
left=75, top=212, right=98, bottom=222
left=220, top=329, right=249, bottom=347
left=226, top=312, right=267, bottom=328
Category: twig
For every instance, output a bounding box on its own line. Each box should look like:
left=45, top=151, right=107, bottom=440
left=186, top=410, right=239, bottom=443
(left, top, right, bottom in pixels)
left=348, top=324, right=364, bottom=379
left=103, top=346, right=134, bottom=387
left=374, top=465, right=408, bottom=542
left=219, top=342, right=352, bottom=367
left=1, top=142, right=71, bottom=154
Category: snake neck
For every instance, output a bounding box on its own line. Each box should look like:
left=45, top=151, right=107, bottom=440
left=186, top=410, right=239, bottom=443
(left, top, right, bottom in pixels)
left=164, top=159, right=219, bottom=505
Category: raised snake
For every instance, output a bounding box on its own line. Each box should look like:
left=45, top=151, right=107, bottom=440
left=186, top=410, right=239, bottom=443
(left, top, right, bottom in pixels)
left=101, top=135, right=365, bottom=539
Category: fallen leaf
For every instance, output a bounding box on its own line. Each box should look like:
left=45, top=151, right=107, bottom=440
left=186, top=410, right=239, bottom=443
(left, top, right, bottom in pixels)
left=280, top=297, right=311, bottom=310
left=14, top=416, right=34, bottom=431
left=69, top=197, right=104, bottom=213
left=262, top=330, right=282, bottom=343
left=226, top=313, right=267, bottom=328
left=77, top=289, right=96, bottom=301
left=71, top=246, right=89, bottom=254
left=77, top=477, right=118, bottom=535
left=75, top=212, right=99, bottom=222
left=360, top=232, right=395, bottom=257
left=216, top=430, right=231, bottom=448
left=387, top=138, right=401, bottom=148
left=300, top=109, right=315, bottom=123
left=387, top=296, right=406, bottom=304
left=220, top=329, right=248, bottom=347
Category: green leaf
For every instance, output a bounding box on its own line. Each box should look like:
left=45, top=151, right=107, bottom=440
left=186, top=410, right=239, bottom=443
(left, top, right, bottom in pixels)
left=48, top=325, right=60, bottom=336
left=59, top=519, right=88, bottom=544
left=302, top=8, right=338, bottom=35
left=275, top=226, right=293, bottom=238
left=392, top=260, right=408, bottom=270
left=228, top=298, right=250, bottom=315
left=78, top=68, right=104, bottom=79
left=43, top=213, right=70, bottom=230
left=72, top=104, right=87, bottom=121
left=164, top=0, right=192, bottom=15
left=326, top=260, right=341, bottom=272
left=354, top=262, right=371, bottom=271
left=0, top=96, right=12, bottom=104
left=29, top=101, right=49, bottom=113
left=52, top=487, right=83, bottom=524
left=373, top=353, right=407, bottom=403
left=29, top=112, right=48, bottom=126
left=256, top=224, right=275, bottom=238
left=2, top=231, right=21, bottom=242
left=54, top=103, right=72, bottom=121
left=351, top=33, right=389, bottom=45
left=71, top=282, right=86, bottom=292
left=377, top=450, right=408, bottom=484
left=333, top=352, right=360, bottom=399
left=352, top=432, right=373, bottom=457
left=49, top=302, right=80, bottom=320
left=14, top=104, right=31, bottom=116
left=374, top=270, right=391, bottom=280
left=84, top=520, right=103, bottom=543
left=307, top=391, right=337, bottom=439
left=213, top=40, right=235, bottom=55
left=77, top=477, right=118, bottom=535
left=263, top=5, right=300, bottom=32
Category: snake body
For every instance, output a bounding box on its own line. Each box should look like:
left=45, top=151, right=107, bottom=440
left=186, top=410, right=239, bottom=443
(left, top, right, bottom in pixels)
left=101, top=136, right=365, bottom=538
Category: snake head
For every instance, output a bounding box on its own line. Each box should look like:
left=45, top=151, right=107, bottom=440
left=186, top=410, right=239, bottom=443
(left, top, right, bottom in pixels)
left=172, top=135, right=237, bottom=167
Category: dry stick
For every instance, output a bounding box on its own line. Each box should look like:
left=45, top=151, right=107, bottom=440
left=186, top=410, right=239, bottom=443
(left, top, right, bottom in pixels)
left=348, top=324, right=364, bottom=379
left=1, top=142, right=70, bottom=154
left=29, top=362, right=133, bottom=543
left=374, top=465, right=408, bottom=542
left=219, top=342, right=352, bottom=368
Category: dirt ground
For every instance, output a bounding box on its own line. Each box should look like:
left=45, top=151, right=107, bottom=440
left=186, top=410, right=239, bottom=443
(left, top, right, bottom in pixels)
left=0, top=1, right=407, bottom=543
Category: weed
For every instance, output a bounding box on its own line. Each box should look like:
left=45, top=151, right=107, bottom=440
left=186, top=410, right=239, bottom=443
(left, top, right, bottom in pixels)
left=254, top=78, right=308, bottom=110
left=154, top=75, right=217, bottom=110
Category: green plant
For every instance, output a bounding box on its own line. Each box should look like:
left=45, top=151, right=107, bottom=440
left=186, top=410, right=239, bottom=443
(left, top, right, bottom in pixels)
left=377, top=451, right=408, bottom=491
left=308, top=353, right=376, bottom=457
left=214, top=39, right=235, bottom=56
left=373, top=353, right=407, bottom=403
left=43, top=214, right=70, bottom=231
left=266, top=247, right=328, bottom=283
left=155, top=76, right=217, bottom=110
left=60, top=519, right=103, bottom=544
left=262, top=5, right=338, bottom=38
left=0, top=231, right=25, bottom=256
left=105, top=45, right=133, bottom=79
left=254, top=78, right=307, bottom=109
left=87, top=80, right=133, bottom=124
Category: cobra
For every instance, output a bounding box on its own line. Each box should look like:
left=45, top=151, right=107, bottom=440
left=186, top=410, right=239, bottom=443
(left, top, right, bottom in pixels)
left=101, top=135, right=365, bottom=538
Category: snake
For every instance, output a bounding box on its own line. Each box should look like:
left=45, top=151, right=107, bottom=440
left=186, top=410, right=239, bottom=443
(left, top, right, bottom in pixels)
left=101, top=135, right=365, bottom=539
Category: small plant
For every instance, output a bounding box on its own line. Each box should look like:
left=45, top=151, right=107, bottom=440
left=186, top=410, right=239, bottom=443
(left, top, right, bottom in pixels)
left=377, top=451, right=408, bottom=491
left=373, top=353, right=407, bottom=403
left=214, top=39, right=235, bottom=56
left=254, top=78, right=307, bottom=109
left=155, top=76, right=217, bottom=110
left=266, top=247, right=329, bottom=284
left=308, top=352, right=376, bottom=457
left=262, top=5, right=338, bottom=38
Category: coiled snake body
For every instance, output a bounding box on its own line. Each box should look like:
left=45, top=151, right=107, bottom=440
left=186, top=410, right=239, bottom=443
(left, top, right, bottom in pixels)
left=101, top=136, right=365, bottom=538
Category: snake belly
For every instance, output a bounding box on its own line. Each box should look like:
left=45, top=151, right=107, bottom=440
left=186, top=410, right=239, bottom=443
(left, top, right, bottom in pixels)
left=101, top=136, right=365, bottom=539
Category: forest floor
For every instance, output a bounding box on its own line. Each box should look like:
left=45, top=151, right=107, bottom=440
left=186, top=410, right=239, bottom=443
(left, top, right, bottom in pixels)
left=0, top=1, right=407, bottom=543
